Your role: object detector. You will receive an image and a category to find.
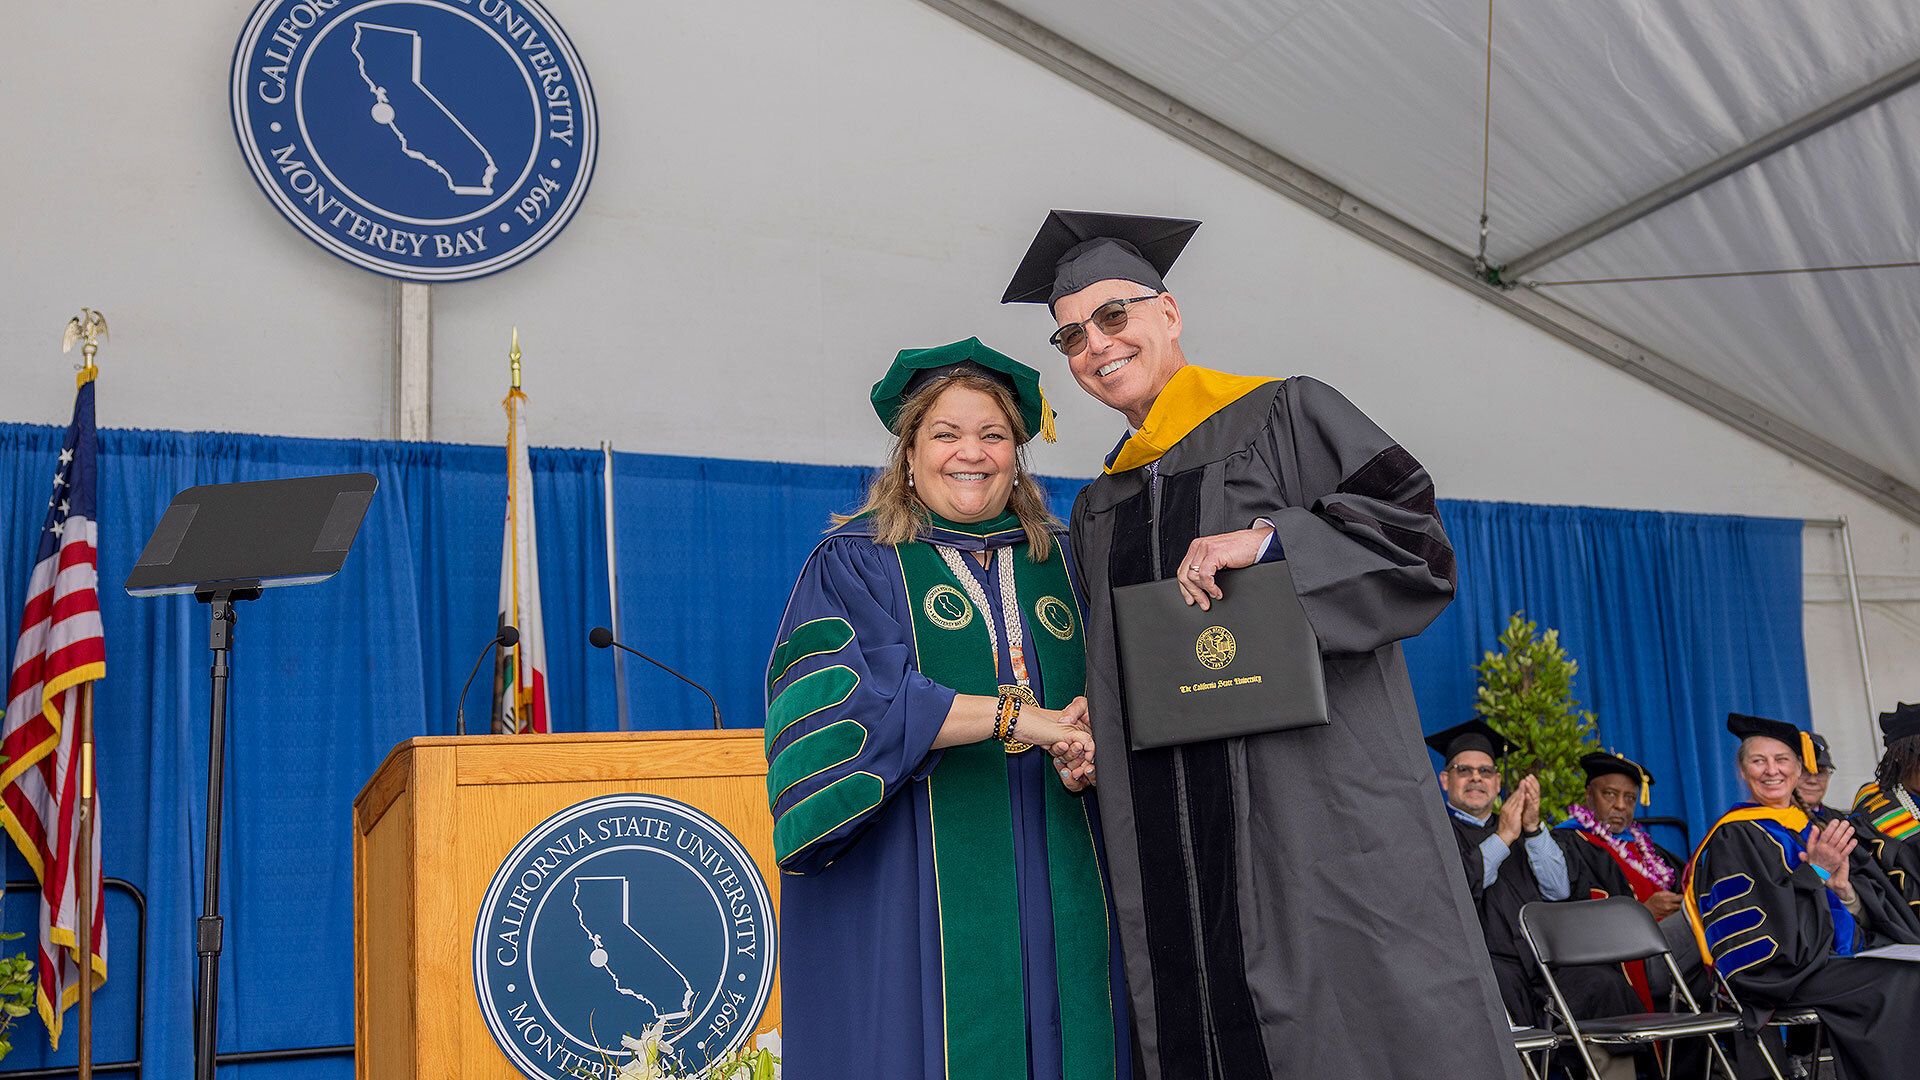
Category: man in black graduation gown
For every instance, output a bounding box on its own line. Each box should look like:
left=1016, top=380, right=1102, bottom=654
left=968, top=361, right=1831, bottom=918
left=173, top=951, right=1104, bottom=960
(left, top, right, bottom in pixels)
left=1554, top=751, right=1715, bottom=1076
left=1798, top=732, right=1842, bottom=823
left=1002, top=211, right=1519, bottom=1080
left=1553, top=753, right=1700, bottom=996
left=1425, top=720, right=1602, bottom=1028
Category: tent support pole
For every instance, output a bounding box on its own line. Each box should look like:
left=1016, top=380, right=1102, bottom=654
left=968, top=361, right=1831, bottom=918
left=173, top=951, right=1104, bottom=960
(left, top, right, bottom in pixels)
left=1807, top=517, right=1876, bottom=745
left=1506, top=56, right=1920, bottom=278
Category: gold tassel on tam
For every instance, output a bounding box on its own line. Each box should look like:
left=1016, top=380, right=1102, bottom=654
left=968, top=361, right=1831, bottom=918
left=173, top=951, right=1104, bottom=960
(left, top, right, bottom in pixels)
left=1039, top=388, right=1057, bottom=443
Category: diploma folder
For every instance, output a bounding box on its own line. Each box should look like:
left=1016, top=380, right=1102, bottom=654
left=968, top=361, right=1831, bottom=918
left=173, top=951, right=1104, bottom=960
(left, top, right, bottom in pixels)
left=1112, top=560, right=1328, bottom=750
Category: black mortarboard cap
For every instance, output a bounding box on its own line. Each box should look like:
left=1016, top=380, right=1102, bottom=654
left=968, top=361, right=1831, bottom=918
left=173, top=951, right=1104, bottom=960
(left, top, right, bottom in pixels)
left=1580, top=751, right=1654, bottom=805
left=1001, top=210, right=1202, bottom=308
left=1424, top=719, right=1514, bottom=764
left=1879, top=703, right=1920, bottom=746
left=1727, top=712, right=1819, bottom=773
left=870, top=337, right=1055, bottom=444
left=1809, top=732, right=1835, bottom=772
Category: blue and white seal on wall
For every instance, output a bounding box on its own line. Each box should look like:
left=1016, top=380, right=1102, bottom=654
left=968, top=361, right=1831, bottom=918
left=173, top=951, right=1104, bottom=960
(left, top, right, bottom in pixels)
left=473, top=794, right=778, bottom=1079
left=230, top=0, right=597, bottom=281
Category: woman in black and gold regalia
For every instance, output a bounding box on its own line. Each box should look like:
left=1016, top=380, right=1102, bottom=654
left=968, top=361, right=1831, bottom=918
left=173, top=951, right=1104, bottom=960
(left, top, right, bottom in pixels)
left=764, top=339, right=1129, bottom=1080
left=1685, top=713, right=1920, bottom=1080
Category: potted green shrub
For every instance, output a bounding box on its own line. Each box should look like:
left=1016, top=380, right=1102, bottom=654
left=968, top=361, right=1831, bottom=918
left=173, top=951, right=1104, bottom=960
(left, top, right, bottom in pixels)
left=1474, top=612, right=1602, bottom=825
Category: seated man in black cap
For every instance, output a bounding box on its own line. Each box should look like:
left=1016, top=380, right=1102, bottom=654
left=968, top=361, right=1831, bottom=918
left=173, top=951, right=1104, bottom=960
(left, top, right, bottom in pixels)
left=1798, top=732, right=1842, bottom=823
left=1005, top=211, right=1516, bottom=1079
left=1426, top=720, right=1568, bottom=1018
left=1555, top=752, right=1708, bottom=1011
left=1852, top=702, right=1920, bottom=915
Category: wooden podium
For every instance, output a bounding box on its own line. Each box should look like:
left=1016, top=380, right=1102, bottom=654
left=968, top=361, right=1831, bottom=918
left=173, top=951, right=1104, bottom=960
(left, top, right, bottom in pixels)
left=352, top=730, right=781, bottom=1079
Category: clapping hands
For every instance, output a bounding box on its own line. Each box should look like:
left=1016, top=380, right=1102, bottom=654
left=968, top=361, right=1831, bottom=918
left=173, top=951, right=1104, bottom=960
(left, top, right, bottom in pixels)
left=1800, top=817, right=1857, bottom=897
left=1496, top=774, right=1540, bottom=846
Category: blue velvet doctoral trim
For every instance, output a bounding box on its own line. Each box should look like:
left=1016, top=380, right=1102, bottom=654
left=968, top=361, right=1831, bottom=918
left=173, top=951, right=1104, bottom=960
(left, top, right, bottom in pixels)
left=1746, top=810, right=1859, bottom=956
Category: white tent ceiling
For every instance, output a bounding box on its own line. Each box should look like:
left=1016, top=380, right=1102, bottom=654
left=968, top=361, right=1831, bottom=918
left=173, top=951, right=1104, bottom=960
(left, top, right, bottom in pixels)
left=937, top=0, right=1920, bottom=518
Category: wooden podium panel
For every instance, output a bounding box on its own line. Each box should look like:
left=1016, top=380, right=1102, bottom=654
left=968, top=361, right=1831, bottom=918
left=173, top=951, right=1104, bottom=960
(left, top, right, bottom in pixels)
left=353, top=731, right=779, bottom=1080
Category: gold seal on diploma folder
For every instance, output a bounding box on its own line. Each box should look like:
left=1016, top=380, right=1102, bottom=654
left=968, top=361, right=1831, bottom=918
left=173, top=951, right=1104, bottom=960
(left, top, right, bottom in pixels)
left=1112, top=561, right=1329, bottom=750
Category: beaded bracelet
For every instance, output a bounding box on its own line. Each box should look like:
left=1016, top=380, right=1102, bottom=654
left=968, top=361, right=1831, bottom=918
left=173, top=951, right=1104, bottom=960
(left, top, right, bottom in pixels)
left=995, top=689, right=1023, bottom=743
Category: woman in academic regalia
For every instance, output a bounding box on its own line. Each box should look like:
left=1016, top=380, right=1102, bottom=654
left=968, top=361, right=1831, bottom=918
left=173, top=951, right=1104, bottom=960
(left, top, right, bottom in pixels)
left=1685, top=712, right=1920, bottom=1080
left=763, top=339, right=1130, bottom=1080
left=1851, top=702, right=1920, bottom=913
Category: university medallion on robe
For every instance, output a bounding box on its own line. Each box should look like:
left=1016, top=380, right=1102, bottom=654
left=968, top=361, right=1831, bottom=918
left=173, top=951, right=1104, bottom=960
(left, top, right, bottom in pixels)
left=922, top=584, right=974, bottom=631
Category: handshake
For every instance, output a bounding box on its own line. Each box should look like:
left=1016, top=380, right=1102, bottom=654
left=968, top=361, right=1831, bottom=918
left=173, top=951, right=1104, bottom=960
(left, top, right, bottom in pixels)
left=1021, top=695, right=1097, bottom=792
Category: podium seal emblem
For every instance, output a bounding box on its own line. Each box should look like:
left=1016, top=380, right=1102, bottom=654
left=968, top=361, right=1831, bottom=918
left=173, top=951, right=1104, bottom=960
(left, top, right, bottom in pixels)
left=230, top=0, right=597, bottom=281
left=473, top=794, right=778, bottom=1078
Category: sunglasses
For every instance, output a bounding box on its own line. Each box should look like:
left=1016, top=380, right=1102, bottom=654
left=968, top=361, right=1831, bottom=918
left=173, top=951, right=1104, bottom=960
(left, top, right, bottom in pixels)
left=1049, top=295, right=1160, bottom=357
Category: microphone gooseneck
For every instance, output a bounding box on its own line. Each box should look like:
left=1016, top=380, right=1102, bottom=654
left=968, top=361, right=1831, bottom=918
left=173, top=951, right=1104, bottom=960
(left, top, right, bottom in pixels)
left=589, top=626, right=723, bottom=729
left=456, top=625, right=519, bottom=736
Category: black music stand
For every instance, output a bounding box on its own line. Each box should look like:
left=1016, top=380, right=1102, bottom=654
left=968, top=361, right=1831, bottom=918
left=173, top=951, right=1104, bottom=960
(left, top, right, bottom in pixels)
left=125, top=473, right=376, bottom=1080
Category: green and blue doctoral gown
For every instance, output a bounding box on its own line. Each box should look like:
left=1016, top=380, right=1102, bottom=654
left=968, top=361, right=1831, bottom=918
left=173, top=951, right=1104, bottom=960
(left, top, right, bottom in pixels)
left=764, top=513, right=1129, bottom=1080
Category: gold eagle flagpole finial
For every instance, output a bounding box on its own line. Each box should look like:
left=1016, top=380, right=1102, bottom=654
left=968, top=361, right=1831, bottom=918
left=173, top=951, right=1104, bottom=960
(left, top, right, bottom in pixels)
left=509, top=326, right=522, bottom=390
left=63, top=308, right=109, bottom=385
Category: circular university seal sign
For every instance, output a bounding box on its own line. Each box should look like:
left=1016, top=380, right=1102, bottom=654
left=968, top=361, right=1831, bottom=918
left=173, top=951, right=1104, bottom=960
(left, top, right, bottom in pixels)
left=230, top=0, right=597, bottom=281
left=474, top=794, right=778, bottom=1080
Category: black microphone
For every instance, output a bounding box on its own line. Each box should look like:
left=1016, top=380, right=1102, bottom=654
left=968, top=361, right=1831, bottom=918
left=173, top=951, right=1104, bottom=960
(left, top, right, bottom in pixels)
left=456, top=625, right=519, bottom=736
left=589, top=626, right=723, bottom=730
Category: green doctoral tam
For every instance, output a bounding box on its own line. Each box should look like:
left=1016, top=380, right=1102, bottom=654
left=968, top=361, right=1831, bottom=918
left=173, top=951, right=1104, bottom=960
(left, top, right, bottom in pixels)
left=870, top=337, right=1056, bottom=444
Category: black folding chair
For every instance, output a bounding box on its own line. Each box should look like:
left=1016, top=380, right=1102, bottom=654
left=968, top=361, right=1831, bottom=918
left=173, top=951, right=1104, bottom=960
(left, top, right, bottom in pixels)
left=1519, top=897, right=1743, bottom=1080
left=1510, top=1020, right=1562, bottom=1080
left=1712, top=967, right=1823, bottom=1080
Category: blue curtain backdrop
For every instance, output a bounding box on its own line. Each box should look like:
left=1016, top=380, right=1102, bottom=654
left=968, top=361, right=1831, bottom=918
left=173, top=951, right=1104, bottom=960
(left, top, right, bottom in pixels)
left=1405, top=500, right=1811, bottom=848
left=0, top=422, right=1804, bottom=1077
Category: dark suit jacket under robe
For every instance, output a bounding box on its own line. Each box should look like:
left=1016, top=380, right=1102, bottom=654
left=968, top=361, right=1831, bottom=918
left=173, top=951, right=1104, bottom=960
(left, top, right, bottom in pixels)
left=1069, top=375, right=1519, bottom=1080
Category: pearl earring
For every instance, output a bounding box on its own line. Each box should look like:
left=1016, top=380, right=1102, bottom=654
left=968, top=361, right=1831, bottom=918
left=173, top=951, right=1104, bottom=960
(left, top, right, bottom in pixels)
left=907, top=472, right=914, bottom=488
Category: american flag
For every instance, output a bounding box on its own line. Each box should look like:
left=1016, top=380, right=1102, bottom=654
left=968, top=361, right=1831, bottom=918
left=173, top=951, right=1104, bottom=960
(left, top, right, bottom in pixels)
left=0, top=374, right=107, bottom=1046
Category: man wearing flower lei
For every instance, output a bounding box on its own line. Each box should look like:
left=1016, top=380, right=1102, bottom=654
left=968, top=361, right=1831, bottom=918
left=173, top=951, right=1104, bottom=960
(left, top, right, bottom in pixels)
left=1849, top=702, right=1920, bottom=918
left=1555, top=751, right=1702, bottom=1011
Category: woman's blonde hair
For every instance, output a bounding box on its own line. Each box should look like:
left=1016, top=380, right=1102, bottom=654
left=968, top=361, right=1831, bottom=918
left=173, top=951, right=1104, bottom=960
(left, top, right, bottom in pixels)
left=834, top=374, right=1059, bottom=559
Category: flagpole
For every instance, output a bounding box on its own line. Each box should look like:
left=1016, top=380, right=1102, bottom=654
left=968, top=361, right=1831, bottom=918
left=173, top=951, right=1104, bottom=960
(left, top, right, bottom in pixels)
left=75, top=682, right=94, bottom=1080
left=62, top=310, right=105, bottom=1080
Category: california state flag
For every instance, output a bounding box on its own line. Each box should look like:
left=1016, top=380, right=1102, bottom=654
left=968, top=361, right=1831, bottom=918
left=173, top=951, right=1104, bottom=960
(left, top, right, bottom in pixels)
left=493, top=380, right=551, bottom=734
